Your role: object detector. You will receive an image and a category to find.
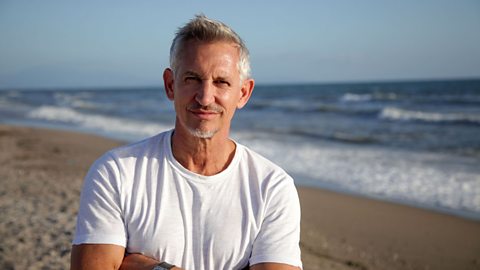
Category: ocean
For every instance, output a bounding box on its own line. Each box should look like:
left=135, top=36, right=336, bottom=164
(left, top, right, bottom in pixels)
left=1, top=79, right=479, bottom=220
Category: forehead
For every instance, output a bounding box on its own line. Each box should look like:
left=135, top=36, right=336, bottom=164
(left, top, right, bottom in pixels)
left=177, top=40, right=240, bottom=75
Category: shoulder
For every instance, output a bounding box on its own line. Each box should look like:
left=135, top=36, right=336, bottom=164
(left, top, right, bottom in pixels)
left=84, top=130, right=171, bottom=190
left=236, top=142, right=295, bottom=190
left=89, top=130, right=170, bottom=172
left=237, top=143, right=290, bottom=175
left=108, top=130, right=170, bottom=159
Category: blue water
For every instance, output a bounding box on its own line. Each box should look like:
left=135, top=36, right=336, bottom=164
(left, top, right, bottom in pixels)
left=1, top=79, right=480, bottom=220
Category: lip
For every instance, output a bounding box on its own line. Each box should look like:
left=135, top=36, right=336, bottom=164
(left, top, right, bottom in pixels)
left=189, top=109, right=219, bottom=120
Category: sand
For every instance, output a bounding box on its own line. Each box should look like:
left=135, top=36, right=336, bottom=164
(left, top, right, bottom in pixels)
left=1, top=124, right=479, bottom=270
left=299, top=188, right=480, bottom=270
left=0, top=125, right=122, bottom=269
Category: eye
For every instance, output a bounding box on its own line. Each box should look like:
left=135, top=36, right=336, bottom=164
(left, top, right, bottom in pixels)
left=215, top=80, right=231, bottom=87
left=185, top=76, right=201, bottom=83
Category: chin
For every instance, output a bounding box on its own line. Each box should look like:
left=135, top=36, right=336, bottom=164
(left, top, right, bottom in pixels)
left=187, top=127, right=218, bottom=139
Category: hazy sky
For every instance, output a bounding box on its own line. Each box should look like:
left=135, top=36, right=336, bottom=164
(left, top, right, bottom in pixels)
left=1, top=0, right=479, bottom=89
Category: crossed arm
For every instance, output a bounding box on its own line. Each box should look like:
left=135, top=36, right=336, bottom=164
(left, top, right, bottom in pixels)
left=71, top=244, right=176, bottom=270
left=70, top=244, right=299, bottom=270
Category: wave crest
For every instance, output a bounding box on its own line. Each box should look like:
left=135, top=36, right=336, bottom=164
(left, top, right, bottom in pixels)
left=341, top=93, right=372, bottom=102
left=27, top=106, right=171, bottom=137
left=379, top=107, right=480, bottom=124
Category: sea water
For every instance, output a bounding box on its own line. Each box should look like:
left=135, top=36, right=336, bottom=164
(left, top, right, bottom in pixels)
left=1, top=79, right=479, bottom=220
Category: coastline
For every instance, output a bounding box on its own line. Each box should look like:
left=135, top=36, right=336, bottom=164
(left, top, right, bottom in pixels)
left=0, top=124, right=479, bottom=269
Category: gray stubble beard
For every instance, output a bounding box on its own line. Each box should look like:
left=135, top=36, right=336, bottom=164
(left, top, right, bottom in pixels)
left=187, top=127, right=218, bottom=139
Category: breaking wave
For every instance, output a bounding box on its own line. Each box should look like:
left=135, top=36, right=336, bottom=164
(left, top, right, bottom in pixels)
left=340, top=93, right=373, bottom=102
left=379, top=107, right=480, bottom=124
left=27, top=106, right=171, bottom=138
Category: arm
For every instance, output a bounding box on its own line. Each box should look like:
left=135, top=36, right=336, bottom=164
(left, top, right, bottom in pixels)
left=251, top=263, right=300, bottom=270
left=71, top=246, right=184, bottom=270
left=71, top=155, right=128, bottom=269
left=71, top=244, right=125, bottom=270
left=249, top=175, right=303, bottom=269
left=120, top=253, right=183, bottom=270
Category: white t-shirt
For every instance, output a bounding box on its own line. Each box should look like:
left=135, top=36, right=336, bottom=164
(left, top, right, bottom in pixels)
left=73, top=130, right=302, bottom=269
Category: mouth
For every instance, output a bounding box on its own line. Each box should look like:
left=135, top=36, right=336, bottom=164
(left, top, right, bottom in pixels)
left=189, top=109, right=219, bottom=120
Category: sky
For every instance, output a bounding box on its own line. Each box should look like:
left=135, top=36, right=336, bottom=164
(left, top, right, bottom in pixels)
left=1, top=0, right=479, bottom=89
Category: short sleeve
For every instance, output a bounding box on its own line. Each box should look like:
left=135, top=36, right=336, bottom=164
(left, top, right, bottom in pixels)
left=72, top=153, right=127, bottom=247
left=250, top=176, right=302, bottom=268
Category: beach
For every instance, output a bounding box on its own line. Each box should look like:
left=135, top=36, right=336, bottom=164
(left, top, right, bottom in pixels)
left=1, top=124, right=479, bottom=269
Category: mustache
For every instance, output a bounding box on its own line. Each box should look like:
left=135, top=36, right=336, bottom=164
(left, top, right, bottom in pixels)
left=187, top=102, right=223, bottom=113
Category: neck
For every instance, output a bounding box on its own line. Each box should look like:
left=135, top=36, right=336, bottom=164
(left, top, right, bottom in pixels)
left=171, top=126, right=236, bottom=176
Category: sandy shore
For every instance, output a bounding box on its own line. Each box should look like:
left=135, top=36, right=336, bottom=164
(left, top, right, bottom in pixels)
left=1, top=125, right=479, bottom=270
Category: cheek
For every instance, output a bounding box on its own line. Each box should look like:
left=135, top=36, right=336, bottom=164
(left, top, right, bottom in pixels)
left=219, top=89, right=241, bottom=106
left=173, top=86, right=195, bottom=102
left=218, top=93, right=238, bottom=111
left=172, top=93, right=191, bottom=112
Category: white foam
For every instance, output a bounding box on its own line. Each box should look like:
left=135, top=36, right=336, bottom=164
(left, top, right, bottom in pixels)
left=379, top=106, right=480, bottom=123
left=53, top=92, right=100, bottom=110
left=27, top=106, right=172, bottom=138
left=341, top=93, right=372, bottom=102
left=233, top=131, right=480, bottom=218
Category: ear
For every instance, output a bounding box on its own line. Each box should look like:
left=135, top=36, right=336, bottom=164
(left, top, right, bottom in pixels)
left=237, top=78, right=255, bottom=109
left=163, top=68, right=175, bottom=101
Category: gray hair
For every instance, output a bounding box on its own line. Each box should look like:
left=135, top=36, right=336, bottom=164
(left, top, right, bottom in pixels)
left=169, top=14, right=251, bottom=81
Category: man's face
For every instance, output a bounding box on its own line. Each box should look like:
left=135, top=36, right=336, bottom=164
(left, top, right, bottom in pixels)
left=164, top=40, right=254, bottom=139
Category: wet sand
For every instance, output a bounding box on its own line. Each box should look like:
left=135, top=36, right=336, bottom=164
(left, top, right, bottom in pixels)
left=299, top=187, right=480, bottom=270
left=0, top=125, right=479, bottom=269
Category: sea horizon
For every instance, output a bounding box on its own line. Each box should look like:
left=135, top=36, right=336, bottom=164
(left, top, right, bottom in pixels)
left=2, top=76, right=479, bottom=92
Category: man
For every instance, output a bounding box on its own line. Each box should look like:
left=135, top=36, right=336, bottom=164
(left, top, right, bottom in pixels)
left=71, top=15, right=302, bottom=270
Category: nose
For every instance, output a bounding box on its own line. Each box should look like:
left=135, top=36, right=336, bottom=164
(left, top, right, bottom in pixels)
left=195, top=81, right=215, bottom=106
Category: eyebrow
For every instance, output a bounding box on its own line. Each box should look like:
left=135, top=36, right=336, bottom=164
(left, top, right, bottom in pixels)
left=183, top=70, right=231, bottom=82
left=183, top=71, right=202, bottom=78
